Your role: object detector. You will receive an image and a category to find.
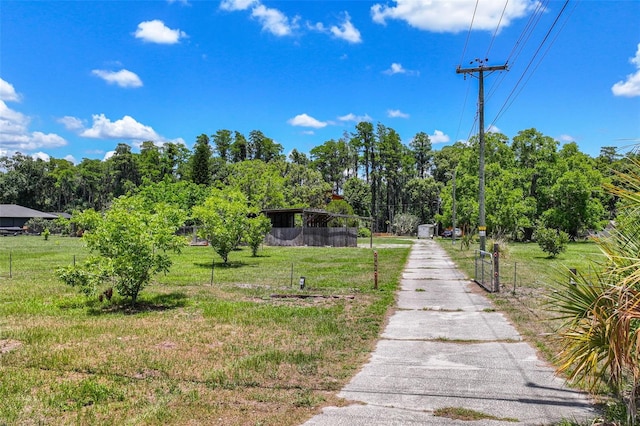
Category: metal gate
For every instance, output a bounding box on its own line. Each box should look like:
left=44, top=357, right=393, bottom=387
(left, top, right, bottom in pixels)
left=475, top=249, right=499, bottom=292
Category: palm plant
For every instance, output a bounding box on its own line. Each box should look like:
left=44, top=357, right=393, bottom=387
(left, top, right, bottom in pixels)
left=549, top=158, right=640, bottom=424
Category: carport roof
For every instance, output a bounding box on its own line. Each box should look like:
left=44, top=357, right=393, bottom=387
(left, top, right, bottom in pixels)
left=0, top=204, right=59, bottom=219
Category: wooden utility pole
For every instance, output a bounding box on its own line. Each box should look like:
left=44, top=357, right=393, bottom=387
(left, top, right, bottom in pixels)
left=456, top=59, right=507, bottom=252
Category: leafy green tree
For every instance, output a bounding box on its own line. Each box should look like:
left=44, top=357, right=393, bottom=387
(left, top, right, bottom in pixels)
left=325, top=199, right=357, bottom=227
left=0, top=153, right=54, bottom=210
left=227, top=160, right=285, bottom=209
left=58, top=196, right=186, bottom=304
left=343, top=177, right=371, bottom=217
left=105, top=143, right=141, bottom=197
left=404, top=177, right=440, bottom=224
left=212, top=129, right=233, bottom=162
left=76, top=158, right=109, bottom=210
left=410, top=132, right=432, bottom=178
left=230, top=131, right=248, bottom=163
left=160, top=142, right=190, bottom=181
left=542, top=170, right=605, bottom=238
left=244, top=213, right=271, bottom=256
left=248, top=130, right=283, bottom=162
left=377, top=124, right=404, bottom=228
left=137, top=141, right=162, bottom=184
left=310, top=139, right=349, bottom=193
left=134, top=180, right=208, bottom=219
left=353, top=121, right=375, bottom=183
left=289, top=149, right=309, bottom=166
left=193, top=188, right=248, bottom=265
left=189, top=134, right=213, bottom=185
left=48, top=157, right=77, bottom=211
left=282, top=162, right=330, bottom=208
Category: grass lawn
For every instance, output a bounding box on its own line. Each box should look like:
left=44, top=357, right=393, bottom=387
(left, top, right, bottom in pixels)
left=0, top=235, right=410, bottom=425
left=437, top=238, right=605, bottom=361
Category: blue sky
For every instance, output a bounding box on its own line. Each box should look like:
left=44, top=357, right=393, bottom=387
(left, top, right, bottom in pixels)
left=1, top=0, right=639, bottom=163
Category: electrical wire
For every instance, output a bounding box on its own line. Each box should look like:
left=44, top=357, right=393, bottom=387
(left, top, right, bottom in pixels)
left=489, top=0, right=573, bottom=128
left=459, top=0, right=480, bottom=67
left=454, top=79, right=473, bottom=143
left=485, top=0, right=510, bottom=60
left=455, top=0, right=480, bottom=143
left=486, top=0, right=549, bottom=103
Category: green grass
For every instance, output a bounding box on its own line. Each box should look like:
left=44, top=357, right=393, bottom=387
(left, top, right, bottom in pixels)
left=0, top=235, right=410, bottom=425
left=434, top=406, right=518, bottom=422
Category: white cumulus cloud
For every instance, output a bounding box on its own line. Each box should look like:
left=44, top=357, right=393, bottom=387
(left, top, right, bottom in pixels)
left=91, top=69, right=143, bottom=88
left=220, top=0, right=258, bottom=12
left=372, top=0, right=537, bottom=33
left=288, top=113, right=327, bottom=128
left=387, top=109, right=410, bottom=119
left=330, top=13, right=362, bottom=44
left=220, top=0, right=257, bottom=11
left=251, top=4, right=298, bottom=36
left=32, top=152, right=50, bottom=161
left=0, top=78, right=21, bottom=102
left=80, top=114, right=162, bottom=141
left=0, top=99, right=67, bottom=153
left=429, top=130, right=450, bottom=144
left=383, top=62, right=419, bottom=76
left=612, top=43, right=640, bottom=97
left=58, top=116, right=86, bottom=131
left=385, top=63, right=406, bottom=75
left=134, top=20, right=187, bottom=44
left=338, top=113, right=373, bottom=123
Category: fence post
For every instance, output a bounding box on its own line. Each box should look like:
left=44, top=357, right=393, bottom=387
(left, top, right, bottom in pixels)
left=374, top=251, right=378, bottom=290
left=474, top=250, right=478, bottom=283
left=493, top=243, right=500, bottom=292
left=210, top=258, right=215, bottom=286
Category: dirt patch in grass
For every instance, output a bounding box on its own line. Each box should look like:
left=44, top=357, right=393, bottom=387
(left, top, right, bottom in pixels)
left=0, top=339, right=22, bottom=354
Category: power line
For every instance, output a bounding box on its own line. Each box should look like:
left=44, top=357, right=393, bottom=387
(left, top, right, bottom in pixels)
left=486, top=0, right=549, bottom=103
left=459, top=0, right=480, bottom=67
left=489, top=0, right=572, bottom=128
left=485, top=0, right=510, bottom=60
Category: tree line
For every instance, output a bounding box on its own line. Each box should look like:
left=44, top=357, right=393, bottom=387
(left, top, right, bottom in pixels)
left=0, top=123, right=631, bottom=238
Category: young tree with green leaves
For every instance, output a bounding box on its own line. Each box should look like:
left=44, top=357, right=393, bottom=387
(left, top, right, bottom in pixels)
left=58, top=196, right=186, bottom=304
left=193, top=188, right=248, bottom=265
left=244, top=213, right=272, bottom=257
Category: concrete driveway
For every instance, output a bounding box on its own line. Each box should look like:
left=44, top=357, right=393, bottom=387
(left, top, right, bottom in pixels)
left=304, top=239, right=596, bottom=425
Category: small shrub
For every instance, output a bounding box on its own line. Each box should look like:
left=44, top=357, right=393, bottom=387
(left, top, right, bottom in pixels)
left=24, top=217, right=49, bottom=234
left=460, top=233, right=475, bottom=250
left=358, top=227, right=371, bottom=238
left=488, top=236, right=511, bottom=259
left=533, top=226, right=569, bottom=258
left=392, top=213, right=419, bottom=236
left=42, top=228, right=50, bottom=241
